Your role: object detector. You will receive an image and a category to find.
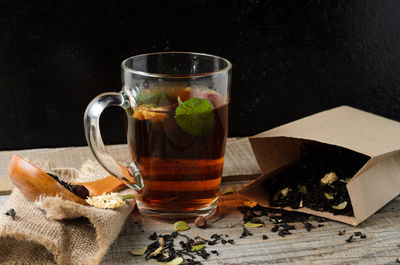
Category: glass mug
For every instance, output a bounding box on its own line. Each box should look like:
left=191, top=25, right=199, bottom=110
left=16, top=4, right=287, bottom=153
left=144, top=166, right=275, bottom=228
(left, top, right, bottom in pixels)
left=84, top=52, right=231, bottom=218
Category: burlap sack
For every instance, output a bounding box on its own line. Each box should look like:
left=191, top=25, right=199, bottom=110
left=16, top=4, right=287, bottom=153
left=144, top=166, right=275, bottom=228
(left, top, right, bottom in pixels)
left=0, top=160, right=135, bottom=265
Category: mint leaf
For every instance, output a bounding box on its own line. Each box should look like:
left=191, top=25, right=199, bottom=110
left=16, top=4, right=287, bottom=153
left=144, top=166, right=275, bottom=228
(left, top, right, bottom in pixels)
left=135, top=91, right=175, bottom=106
left=175, top=97, right=215, bottom=136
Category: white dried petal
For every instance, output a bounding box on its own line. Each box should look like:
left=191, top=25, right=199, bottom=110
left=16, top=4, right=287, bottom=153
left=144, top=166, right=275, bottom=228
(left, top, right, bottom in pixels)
left=86, top=192, right=125, bottom=209
left=321, top=172, right=338, bottom=185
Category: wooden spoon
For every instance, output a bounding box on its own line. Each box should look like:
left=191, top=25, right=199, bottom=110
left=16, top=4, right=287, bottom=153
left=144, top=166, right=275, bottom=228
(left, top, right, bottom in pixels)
left=8, top=155, right=127, bottom=205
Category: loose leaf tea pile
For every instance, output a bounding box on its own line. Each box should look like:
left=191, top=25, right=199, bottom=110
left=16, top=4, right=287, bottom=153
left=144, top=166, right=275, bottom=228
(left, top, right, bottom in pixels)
left=131, top=231, right=233, bottom=265
left=263, top=143, right=369, bottom=216
left=48, top=173, right=89, bottom=200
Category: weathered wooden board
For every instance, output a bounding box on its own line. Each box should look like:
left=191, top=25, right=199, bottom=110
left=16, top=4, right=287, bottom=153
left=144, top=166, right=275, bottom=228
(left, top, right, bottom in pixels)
left=0, top=137, right=261, bottom=195
left=1, top=184, right=398, bottom=264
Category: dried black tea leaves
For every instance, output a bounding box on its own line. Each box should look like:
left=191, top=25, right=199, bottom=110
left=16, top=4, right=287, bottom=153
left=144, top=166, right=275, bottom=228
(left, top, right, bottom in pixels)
left=263, top=143, right=369, bottom=216
left=4, top=208, right=16, bottom=220
left=262, top=235, right=268, bottom=240
left=48, top=173, right=89, bottom=199
left=238, top=204, right=327, bottom=239
left=133, top=231, right=235, bottom=264
left=345, top=235, right=354, bottom=243
left=240, top=227, right=253, bottom=238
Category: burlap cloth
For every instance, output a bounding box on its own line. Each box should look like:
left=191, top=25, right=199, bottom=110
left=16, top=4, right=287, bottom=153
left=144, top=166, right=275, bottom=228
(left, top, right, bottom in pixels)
left=0, top=160, right=135, bottom=265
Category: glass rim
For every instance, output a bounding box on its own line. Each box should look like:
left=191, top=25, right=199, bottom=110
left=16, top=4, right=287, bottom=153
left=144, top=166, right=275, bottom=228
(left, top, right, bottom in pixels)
left=121, top=51, right=232, bottom=78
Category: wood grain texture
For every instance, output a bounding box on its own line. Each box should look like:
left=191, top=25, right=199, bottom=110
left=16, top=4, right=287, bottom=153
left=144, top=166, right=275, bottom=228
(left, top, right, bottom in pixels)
left=0, top=185, right=399, bottom=264
left=0, top=137, right=261, bottom=195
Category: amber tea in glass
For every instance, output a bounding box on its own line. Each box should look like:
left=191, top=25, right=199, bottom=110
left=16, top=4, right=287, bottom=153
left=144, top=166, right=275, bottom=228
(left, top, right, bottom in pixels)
left=84, top=52, right=231, bottom=218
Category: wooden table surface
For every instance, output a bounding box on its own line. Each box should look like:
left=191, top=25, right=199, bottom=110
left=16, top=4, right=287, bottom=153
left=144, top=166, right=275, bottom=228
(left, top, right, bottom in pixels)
left=0, top=138, right=399, bottom=264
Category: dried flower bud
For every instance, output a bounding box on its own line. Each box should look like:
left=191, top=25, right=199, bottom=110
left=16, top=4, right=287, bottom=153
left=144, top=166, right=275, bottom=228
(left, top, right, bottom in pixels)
left=320, top=172, right=338, bottom=185
left=194, top=216, right=207, bottom=228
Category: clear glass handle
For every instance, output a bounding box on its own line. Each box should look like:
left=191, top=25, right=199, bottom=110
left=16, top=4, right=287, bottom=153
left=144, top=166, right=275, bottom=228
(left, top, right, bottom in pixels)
left=84, top=92, right=143, bottom=191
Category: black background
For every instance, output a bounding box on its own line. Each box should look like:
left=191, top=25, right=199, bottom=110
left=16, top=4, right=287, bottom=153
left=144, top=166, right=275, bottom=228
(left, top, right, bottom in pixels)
left=1, top=0, right=400, bottom=150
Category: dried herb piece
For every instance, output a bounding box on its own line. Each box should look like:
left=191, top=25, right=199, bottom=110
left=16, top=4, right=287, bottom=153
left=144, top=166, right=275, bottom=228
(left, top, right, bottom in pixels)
left=194, top=216, right=207, bottom=228
left=174, top=221, right=190, bottom=231
left=303, top=222, right=314, bottom=232
left=131, top=246, right=147, bottom=256
left=321, top=172, right=338, bottom=185
left=244, top=222, right=264, bottom=228
left=191, top=244, right=205, bottom=252
left=147, top=246, right=162, bottom=259
left=354, top=231, right=362, bottom=236
left=396, top=257, right=400, bottom=264
left=121, top=194, right=134, bottom=200
left=262, top=235, right=268, bottom=240
left=5, top=208, right=16, bottom=220
left=211, top=250, right=219, bottom=255
left=156, top=257, right=184, bottom=265
left=240, top=227, right=253, bottom=238
left=338, top=230, right=346, bottom=236
left=360, top=234, right=367, bottom=239
left=345, top=235, right=353, bottom=243
left=332, top=201, right=348, bottom=210
left=149, top=232, right=158, bottom=240
left=324, top=193, right=334, bottom=200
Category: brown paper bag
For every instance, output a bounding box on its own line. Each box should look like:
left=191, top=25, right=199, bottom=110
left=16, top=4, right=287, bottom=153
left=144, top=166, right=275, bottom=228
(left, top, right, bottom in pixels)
left=240, top=106, right=400, bottom=226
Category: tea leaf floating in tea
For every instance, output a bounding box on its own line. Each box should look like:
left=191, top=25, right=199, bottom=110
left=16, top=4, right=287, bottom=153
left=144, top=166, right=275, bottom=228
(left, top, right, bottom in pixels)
left=174, top=221, right=190, bottom=231
left=175, top=97, right=214, bottom=136
left=131, top=246, right=147, bottom=256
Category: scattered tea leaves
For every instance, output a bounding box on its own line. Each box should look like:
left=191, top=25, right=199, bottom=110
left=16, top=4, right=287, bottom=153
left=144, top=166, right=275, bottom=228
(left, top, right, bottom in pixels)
left=147, top=246, right=162, bottom=259
left=244, top=222, right=264, bottom=228
left=174, top=221, right=190, bottom=231
left=396, top=257, right=400, bottom=264
left=4, top=208, right=16, bottom=220
left=332, top=201, right=348, bottom=210
left=191, top=244, right=205, bottom=252
left=220, top=187, right=235, bottom=195
left=156, top=257, right=184, bottom=265
left=262, top=235, right=268, bottom=240
left=131, top=246, right=147, bottom=256
left=338, top=230, right=346, bottom=236
left=175, top=97, right=214, bottom=136
left=243, top=200, right=257, bottom=208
